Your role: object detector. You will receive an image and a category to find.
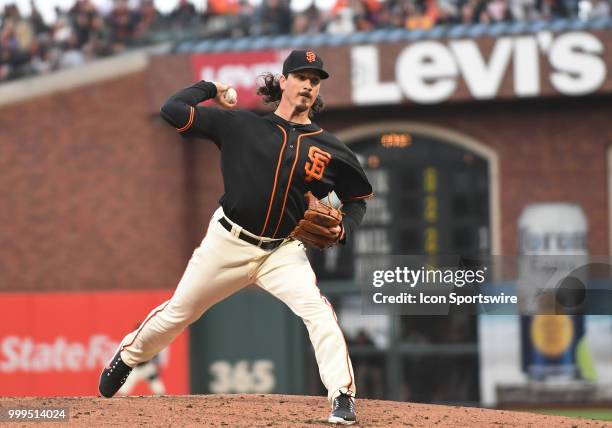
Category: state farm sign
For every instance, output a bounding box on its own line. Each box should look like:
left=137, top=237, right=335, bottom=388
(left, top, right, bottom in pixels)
left=351, top=31, right=608, bottom=104
left=0, top=291, right=188, bottom=396
left=1, top=335, right=117, bottom=373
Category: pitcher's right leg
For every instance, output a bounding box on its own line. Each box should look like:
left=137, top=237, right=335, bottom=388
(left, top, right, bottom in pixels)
left=254, top=241, right=356, bottom=417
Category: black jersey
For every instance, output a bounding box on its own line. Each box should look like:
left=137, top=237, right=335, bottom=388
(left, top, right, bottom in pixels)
left=160, top=81, right=372, bottom=241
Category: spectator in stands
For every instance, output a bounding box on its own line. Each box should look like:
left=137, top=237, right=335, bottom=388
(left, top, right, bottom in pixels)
left=375, top=6, right=398, bottom=28
left=29, top=1, right=49, bottom=36
left=487, top=0, right=512, bottom=21
left=325, top=7, right=357, bottom=34
left=71, top=0, right=101, bottom=49
left=510, top=0, right=541, bottom=20
left=235, top=0, right=256, bottom=37
left=205, top=0, right=243, bottom=37
left=473, top=0, right=494, bottom=22
left=208, top=0, right=241, bottom=17
left=170, top=0, right=199, bottom=27
left=583, top=0, right=611, bottom=18
left=253, top=0, right=292, bottom=35
left=594, top=0, right=611, bottom=17
left=538, top=0, right=571, bottom=18
left=87, top=14, right=111, bottom=56
left=360, top=0, right=384, bottom=27
left=292, top=5, right=323, bottom=34
left=28, top=33, right=53, bottom=75
left=0, top=4, right=32, bottom=80
left=10, top=4, right=34, bottom=53
left=52, top=8, right=72, bottom=46
left=340, top=0, right=373, bottom=31
left=58, top=32, right=85, bottom=68
left=108, top=0, right=139, bottom=53
left=134, top=0, right=162, bottom=42
left=329, top=0, right=368, bottom=32
left=436, top=1, right=462, bottom=25
left=383, top=0, right=410, bottom=27
left=405, top=1, right=435, bottom=30
left=461, top=0, right=478, bottom=23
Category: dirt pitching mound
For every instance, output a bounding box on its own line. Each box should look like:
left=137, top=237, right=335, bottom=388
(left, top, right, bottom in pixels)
left=1, top=394, right=610, bottom=427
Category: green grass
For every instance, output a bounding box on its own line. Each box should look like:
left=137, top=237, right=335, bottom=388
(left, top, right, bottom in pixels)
left=529, top=409, right=612, bottom=421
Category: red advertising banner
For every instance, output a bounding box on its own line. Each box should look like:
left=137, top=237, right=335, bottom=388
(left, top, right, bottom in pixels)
left=190, top=50, right=288, bottom=109
left=0, top=291, right=188, bottom=396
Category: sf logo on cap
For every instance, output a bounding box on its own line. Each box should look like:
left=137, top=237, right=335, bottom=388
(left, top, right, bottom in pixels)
left=306, top=51, right=317, bottom=63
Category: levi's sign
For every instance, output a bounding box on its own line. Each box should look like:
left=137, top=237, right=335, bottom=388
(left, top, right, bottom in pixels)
left=351, top=31, right=608, bottom=104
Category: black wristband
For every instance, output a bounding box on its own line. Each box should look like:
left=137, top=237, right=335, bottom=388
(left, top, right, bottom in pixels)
left=197, top=81, right=218, bottom=99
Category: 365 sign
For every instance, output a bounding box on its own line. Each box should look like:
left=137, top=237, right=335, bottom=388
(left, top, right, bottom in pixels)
left=209, top=359, right=275, bottom=393
left=351, top=31, right=608, bottom=105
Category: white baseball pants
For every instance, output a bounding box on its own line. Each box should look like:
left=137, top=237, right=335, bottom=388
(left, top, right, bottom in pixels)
left=118, top=207, right=355, bottom=402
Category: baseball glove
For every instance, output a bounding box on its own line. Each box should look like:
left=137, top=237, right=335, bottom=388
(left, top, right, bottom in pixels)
left=290, top=192, right=343, bottom=250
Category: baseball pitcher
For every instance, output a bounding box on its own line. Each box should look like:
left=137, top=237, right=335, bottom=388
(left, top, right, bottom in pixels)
left=99, top=49, right=373, bottom=425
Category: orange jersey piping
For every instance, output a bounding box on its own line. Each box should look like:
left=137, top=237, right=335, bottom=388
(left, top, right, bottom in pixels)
left=272, top=129, right=323, bottom=238
left=176, top=106, right=195, bottom=132
left=341, top=192, right=374, bottom=202
left=260, top=125, right=288, bottom=236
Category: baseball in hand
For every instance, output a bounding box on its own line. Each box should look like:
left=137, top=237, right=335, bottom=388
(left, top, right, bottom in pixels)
left=224, top=88, right=237, bottom=104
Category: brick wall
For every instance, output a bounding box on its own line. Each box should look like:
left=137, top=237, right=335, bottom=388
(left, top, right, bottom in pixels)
left=0, top=70, right=222, bottom=291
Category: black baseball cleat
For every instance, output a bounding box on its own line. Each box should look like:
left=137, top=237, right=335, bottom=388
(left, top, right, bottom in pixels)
left=98, top=351, right=133, bottom=398
left=328, top=392, right=356, bottom=425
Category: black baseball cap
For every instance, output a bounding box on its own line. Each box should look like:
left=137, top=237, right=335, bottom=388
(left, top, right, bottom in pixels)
left=282, top=50, right=329, bottom=80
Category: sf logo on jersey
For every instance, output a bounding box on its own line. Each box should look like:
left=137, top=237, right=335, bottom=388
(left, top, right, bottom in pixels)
left=305, top=146, right=331, bottom=182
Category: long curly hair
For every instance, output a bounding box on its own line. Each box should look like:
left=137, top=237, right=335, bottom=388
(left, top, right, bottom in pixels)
left=256, top=72, right=325, bottom=119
